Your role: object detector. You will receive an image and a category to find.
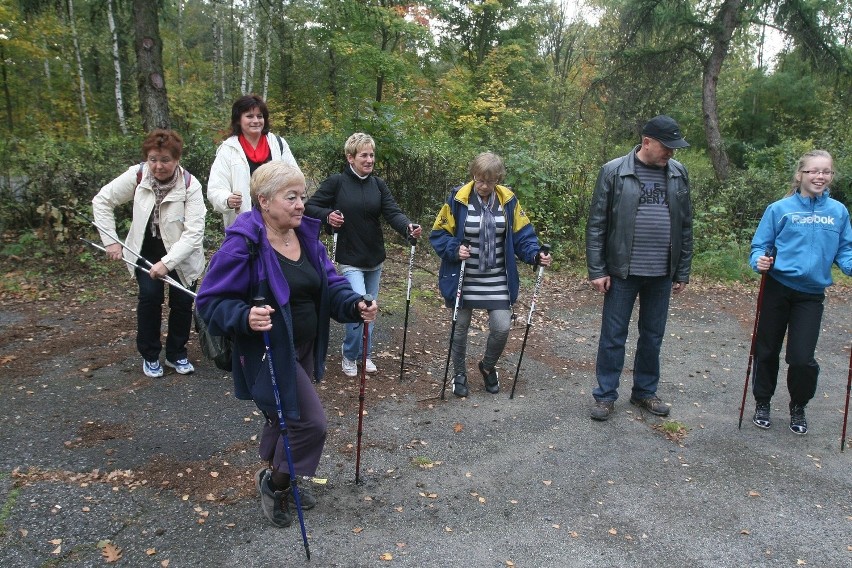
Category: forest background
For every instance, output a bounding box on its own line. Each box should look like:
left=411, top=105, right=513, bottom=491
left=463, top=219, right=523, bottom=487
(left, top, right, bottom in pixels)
left=0, top=0, right=850, bottom=282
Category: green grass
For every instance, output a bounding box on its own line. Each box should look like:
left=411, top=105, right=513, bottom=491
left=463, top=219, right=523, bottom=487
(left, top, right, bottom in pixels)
left=0, top=484, right=20, bottom=538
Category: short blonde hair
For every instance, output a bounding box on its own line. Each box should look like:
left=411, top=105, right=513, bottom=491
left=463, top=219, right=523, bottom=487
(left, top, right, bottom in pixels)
left=469, top=152, right=506, bottom=183
left=250, top=162, right=306, bottom=206
left=344, top=132, right=375, bottom=157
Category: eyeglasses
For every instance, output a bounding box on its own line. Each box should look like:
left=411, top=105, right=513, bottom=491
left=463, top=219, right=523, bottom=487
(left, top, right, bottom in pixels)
left=800, top=170, right=835, bottom=176
left=473, top=177, right=500, bottom=187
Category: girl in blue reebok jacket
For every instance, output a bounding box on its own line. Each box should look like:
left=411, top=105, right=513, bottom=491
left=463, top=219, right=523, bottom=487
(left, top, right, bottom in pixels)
left=749, top=150, right=852, bottom=435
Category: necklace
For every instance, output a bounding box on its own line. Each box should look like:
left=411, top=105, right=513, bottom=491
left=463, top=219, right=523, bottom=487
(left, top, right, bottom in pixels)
left=266, top=224, right=293, bottom=246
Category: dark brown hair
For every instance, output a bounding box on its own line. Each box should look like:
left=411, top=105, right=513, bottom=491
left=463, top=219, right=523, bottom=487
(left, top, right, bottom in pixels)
left=230, top=95, right=270, bottom=137
left=141, top=129, right=183, bottom=160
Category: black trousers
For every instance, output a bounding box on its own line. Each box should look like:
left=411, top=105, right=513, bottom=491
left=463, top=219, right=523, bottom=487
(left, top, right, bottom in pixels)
left=135, top=234, right=195, bottom=362
left=752, top=275, right=824, bottom=407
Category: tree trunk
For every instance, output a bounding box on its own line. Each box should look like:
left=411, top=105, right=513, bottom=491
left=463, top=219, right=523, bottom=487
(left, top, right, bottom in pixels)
left=261, top=21, right=271, bottom=101
left=702, top=0, right=743, bottom=181
left=133, top=0, right=170, bottom=131
left=240, top=10, right=250, bottom=94
left=108, top=0, right=128, bottom=134
left=177, top=0, right=184, bottom=86
left=67, top=0, right=92, bottom=138
left=0, top=44, right=12, bottom=131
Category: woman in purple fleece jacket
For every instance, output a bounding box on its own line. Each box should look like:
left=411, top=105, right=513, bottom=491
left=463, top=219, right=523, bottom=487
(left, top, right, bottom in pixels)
left=196, top=162, right=376, bottom=528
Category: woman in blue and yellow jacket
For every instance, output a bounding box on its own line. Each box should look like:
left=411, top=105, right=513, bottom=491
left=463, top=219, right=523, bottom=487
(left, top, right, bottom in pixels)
left=430, top=152, right=551, bottom=397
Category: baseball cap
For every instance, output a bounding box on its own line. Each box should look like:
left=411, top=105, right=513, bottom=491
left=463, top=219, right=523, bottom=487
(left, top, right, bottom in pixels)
left=641, top=115, right=690, bottom=149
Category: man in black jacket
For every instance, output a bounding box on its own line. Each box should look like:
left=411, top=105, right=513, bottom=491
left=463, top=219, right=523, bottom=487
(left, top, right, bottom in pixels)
left=585, top=115, right=693, bottom=421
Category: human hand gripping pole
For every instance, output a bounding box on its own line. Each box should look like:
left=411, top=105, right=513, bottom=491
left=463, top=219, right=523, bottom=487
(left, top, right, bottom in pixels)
left=440, top=240, right=471, bottom=400
left=510, top=244, right=551, bottom=400
left=78, top=210, right=197, bottom=300
left=398, top=225, right=420, bottom=382
left=355, top=294, right=374, bottom=484
left=738, top=245, right=776, bottom=430
left=252, top=297, right=311, bottom=560
left=330, top=210, right=342, bottom=263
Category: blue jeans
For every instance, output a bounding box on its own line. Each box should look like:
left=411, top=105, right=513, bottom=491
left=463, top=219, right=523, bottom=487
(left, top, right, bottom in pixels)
left=593, top=275, right=672, bottom=402
left=135, top=265, right=196, bottom=362
left=339, top=264, right=382, bottom=360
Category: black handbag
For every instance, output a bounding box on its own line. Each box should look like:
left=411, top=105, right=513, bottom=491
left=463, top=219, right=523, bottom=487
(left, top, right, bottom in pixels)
left=194, top=236, right=258, bottom=373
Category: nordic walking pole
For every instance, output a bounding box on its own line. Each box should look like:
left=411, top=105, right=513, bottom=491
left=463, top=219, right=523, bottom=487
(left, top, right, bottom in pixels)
left=398, top=226, right=420, bottom=382
left=841, top=344, right=852, bottom=452
left=252, top=297, right=311, bottom=560
left=355, top=294, right=374, bottom=484
left=440, top=240, right=471, bottom=400
left=738, top=245, right=776, bottom=429
left=79, top=238, right=197, bottom=299
left=330, top=210, right=342, bottom=263
left=510, top=244, right=551, bottom=400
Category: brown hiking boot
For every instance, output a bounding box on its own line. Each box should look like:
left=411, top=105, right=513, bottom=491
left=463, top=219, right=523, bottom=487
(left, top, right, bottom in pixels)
left=630, top=396, right=670, bottom=416
left=590, top=400, right=615, bottom=421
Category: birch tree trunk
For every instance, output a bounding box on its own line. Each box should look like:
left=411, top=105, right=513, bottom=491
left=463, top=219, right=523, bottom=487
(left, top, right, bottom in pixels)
left=261, top=21, right=271, bottom=101
left=107, top=0, right=128, bottom=134
left=176, top=0, right=184, bottom=86
left=133, top=0, right=170, bottom=130
left=240, top=8, right=250, bottom=94
left=247, top=23, right=256, bottom=94
left=67, top=0, right=92, bottom=138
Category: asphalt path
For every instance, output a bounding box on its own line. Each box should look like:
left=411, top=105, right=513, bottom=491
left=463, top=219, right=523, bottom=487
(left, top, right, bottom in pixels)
left=1, top=273, right=850, bottom=567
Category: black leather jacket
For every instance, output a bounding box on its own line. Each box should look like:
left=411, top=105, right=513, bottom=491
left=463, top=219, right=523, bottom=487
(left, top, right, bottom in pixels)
left=585, top=146, right=693, bottom=283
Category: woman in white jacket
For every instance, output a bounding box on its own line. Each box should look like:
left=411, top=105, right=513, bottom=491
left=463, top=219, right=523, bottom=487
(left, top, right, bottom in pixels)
left=207, top=95, right=298, bottom=228
left=92, top=129, right=207, bottom=378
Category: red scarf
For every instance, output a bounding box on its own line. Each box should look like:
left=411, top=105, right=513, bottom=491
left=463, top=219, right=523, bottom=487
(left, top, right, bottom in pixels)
left=238, top=134, right=271, bottom=164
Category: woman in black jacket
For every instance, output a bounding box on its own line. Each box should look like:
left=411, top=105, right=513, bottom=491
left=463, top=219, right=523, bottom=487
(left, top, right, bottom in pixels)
left=305, top=132, right=421, bottom=377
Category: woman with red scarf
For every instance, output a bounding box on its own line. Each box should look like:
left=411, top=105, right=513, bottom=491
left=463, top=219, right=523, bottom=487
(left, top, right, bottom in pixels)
left=208, top=95, right=299, bottom=228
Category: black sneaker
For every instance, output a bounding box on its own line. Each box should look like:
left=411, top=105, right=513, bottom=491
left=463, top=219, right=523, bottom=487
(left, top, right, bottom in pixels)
left=258, top=470, right=293, bottom=527
left=478, top=361, right=499, bottom=394
left=790, top=404, right=808, bottom=435
left=752, top=402, right=771, bottom=429
left=452, top=372, right=468, bottom=397
left=590, top=400, right=615, bottom=421
left=629, top=395, right=670, bottom=416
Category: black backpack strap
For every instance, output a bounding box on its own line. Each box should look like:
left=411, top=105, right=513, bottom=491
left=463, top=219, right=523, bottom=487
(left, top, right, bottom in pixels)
left=276, top=135, right=284, bottom=155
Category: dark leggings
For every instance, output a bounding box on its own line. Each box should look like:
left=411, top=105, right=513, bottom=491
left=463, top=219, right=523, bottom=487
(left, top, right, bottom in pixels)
left=752, top=275, right=824, bottom=407
left=258, top=342, right=327, bottom=477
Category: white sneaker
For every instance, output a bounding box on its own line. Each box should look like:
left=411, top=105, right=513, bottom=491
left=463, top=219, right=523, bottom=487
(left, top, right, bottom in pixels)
left=165, top=358, right=195, bottom=375
left=364, top=358, right=377, bottom=373
left=143, top=359, right=163, bottom=378
left=341, top=347, right=357, bottom=377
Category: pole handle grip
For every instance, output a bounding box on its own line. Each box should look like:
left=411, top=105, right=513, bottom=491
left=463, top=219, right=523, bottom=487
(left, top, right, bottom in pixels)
left=407, top=224, right=420, bottom=245
left=362, top=294, right=373, bottom=307
left=253, top=296, right=266, bottom=308
left=535, top=243, right=551, bottom=270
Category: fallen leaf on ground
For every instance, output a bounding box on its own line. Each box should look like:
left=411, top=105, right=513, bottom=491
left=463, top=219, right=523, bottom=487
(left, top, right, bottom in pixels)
left=608, top=528, right=617, bottom=535
left=380, top=552, right=393, bottom=561
left=748, top=490, right=760, bottom=497
left=102, top=542, right=122, bottom=562
left=453, top=423, right=463, bottom=433
left=146, top=548, right=156, bottom=556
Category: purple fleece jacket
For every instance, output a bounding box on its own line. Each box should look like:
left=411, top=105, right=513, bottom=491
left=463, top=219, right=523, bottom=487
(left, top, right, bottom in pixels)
left=196, top=209, right=363, bottom=419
